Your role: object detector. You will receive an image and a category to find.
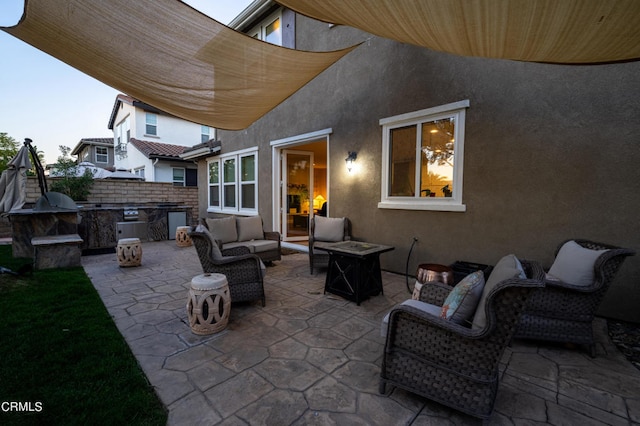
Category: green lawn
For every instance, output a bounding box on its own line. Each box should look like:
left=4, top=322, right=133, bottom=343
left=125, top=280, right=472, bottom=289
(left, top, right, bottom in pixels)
left=0, top=246, right=167, bottom=425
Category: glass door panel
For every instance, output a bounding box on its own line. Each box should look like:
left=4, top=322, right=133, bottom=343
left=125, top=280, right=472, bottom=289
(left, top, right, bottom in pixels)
left=282, top=150, right=313, bottom=241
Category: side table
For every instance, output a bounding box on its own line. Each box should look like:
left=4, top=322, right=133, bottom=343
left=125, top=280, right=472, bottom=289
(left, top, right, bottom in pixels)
left=117, top=238, right=142, bottom=267
left=187, top=273, right=231, bottom=335
left=175, top=226, right=192, bottom=247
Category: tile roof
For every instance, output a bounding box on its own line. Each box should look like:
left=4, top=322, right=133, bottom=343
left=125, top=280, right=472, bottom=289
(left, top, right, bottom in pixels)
left=129, top=138, right=187, bottom=159
left=80, top=138, right=114, bottom=144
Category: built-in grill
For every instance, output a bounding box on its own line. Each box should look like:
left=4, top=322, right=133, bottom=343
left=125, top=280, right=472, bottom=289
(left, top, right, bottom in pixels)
left=123, top=207, right=139, bottom=221
left=118, top=207, right=147, bottom=240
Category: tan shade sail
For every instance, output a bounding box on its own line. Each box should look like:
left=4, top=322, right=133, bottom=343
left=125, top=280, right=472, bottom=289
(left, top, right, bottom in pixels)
left=276, top=0, right=640, bottom=64
left=2, top=0, right=357, bottom=130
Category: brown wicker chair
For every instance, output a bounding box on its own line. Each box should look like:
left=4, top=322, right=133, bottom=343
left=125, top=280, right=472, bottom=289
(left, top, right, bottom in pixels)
left=308, top=216, right=351, bottom=274
left=380, top=260, right=545, bottom=420
left=515, top=239, right=635, bottom=357
left=189, top=227, right=265, bottom=307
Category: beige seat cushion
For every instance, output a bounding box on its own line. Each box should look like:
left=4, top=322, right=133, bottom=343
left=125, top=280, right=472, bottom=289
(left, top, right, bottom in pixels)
left=205, top=216, right=237, bottom=244
left=245, top=240, right=279, bottom=253
left=314, top=216, right=345, bottom=242
left=236, top=216, right=264, bottom=241
left=381, top=299, right=441, bottom=337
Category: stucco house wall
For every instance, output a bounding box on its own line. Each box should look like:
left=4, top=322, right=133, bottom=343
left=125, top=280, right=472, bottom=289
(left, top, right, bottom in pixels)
left=196, top=14, right=640, bottom=321
left=110, top=95, right=202, bottom=183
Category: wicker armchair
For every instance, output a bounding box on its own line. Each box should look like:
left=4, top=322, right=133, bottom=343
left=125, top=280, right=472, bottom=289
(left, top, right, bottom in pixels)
left=189, top=227, right=266, bottom=307
left=515, top=239, right=635, bottom=357
left=380, top=260, right=544, bottom=420
left=308, top=216, right=351, bottom=274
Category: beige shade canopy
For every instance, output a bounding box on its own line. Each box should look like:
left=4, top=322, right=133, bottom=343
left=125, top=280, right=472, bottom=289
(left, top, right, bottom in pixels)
left=2, top=0, right=357, bottom=130
left=276, top=0, right=640, bottom=64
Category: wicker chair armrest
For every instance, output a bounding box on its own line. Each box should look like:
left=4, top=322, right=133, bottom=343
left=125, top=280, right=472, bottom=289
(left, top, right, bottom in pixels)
left=388, top=303, right=478, bottom=339
left=217, top=253, right=261, bottom=266
left=417, top=281, right=452, bottom=306
left=543, top=277, right=597, bottom=293
left=222, top=246, right=251, bottom=256
left=264, top=231, right=281, bottom=242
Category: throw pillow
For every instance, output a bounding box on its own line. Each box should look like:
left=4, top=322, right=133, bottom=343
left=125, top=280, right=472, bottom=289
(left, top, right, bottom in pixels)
left=205, top=216, right=237, bottom=244
left=471, top=254, right=526, bottom=330
left=381, top=299, right=442, bottom=337
left=440, top=270, right=485, bottom=325
left=314, top=216, right=345, bottom=242
left=236, top=216, right=264, bottom=241
left=547, top=240, right=608, bottom=287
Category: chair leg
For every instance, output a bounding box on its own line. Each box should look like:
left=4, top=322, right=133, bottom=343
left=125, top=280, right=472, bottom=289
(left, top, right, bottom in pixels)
left=379, top=380, right=387, bottom=394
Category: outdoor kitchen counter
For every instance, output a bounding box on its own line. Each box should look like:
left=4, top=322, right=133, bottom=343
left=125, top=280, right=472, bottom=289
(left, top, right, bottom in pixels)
left=9, top=204, right=192, bottom=257
left=9, top=208, right=79, bottom=258
left=77, top=205, right=192, bottom=252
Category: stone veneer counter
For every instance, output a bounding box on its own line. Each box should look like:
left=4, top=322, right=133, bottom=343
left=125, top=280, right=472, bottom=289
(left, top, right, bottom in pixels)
left=9, top=209, right=79, bottom=258
left=10, top=204, right=192, bottom=256
left=77, top=205, right=192, bottom=252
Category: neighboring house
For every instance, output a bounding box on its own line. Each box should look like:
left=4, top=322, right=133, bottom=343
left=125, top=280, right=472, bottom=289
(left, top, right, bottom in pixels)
left=184, top=1, right=640, bottom=321
left=70, top=137, right=115, bottom=170
left=108, top=94, right=208, bottom=185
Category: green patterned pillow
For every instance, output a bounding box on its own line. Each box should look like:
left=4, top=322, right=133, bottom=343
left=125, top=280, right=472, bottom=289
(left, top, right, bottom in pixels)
left=441, top=270, right=485, bottom=325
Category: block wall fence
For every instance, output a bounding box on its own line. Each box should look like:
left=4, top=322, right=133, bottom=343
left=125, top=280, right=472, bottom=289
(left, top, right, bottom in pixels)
left=0, top=177, right=198, bottom=238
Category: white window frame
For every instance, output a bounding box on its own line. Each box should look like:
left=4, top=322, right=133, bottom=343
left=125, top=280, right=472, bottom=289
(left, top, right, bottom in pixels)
left=379, top=100, right=469, bottom=212
left=247, top=10, right=282, bottom=46
left=207, top=147, right=259, bottom=215
left=145, top=113, right=158, bottom=136
left=95, top=146, right=108, bottom=164
left=201, top=125, right=210, bottom=143
left=172, top=167, right=185, bottom=186
left=134, top=167, right=145, bottom=179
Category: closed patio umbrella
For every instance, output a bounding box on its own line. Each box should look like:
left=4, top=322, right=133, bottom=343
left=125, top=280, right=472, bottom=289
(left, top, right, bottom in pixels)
left=0, top=144, right=32, bottom=215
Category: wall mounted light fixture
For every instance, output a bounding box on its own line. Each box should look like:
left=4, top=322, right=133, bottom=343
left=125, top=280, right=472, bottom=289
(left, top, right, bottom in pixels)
left=345, top=151, right=357, bottom=173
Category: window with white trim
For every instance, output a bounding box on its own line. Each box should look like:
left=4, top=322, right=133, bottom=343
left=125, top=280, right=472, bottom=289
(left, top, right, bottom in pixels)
left=172, top=168, right=185, bottom=186
left=379, top=100, right=469, bottom=212
left=208, top=148, right=258, bottom=214
left=95, top=146, right=108, bottom=164
left=115, top=116, right=130, bottom=159
left=248, top=10, right=282, bottom=46
left=201, top=125, right=211, bottom=143
left=134, top=167, right=145, bottom=179
left=145, top=113, right=157, bottom=136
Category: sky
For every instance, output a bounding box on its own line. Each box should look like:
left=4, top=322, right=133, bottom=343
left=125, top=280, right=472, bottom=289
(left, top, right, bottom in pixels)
left=0, top=0, right=253, bottom=164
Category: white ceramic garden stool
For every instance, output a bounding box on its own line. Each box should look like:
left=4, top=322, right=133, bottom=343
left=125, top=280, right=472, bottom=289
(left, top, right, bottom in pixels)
left=187, top=273, right=231, bottom=335
left=117, top=238, right=142, bottom=267
left=175, top=226, right=192, bottom=247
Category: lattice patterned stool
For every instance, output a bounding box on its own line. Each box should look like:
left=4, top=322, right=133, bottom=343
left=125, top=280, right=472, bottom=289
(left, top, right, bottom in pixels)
left=175, top=226, right=192, bottom=247
left=117, top=238, right=142, bottom=267
left=187, top=273, right=230, bottom=335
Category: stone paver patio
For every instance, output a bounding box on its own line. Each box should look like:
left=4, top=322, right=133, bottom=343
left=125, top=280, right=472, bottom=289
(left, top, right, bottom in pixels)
left=81, top=240, right=640, bottom=425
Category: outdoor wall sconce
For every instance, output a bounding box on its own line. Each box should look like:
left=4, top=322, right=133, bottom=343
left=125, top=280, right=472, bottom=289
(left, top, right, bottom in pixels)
left=345, top=151, right=357, bottom=173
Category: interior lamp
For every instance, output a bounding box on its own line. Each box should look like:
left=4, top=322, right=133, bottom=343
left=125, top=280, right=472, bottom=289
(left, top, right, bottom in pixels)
left=313, top=194, right=326, bottom=209
left=345, top=151, right=357, bottom=173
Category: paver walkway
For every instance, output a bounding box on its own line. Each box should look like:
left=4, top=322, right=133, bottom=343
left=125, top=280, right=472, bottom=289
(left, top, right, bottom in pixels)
left=82, top=240, right=640, bottom=425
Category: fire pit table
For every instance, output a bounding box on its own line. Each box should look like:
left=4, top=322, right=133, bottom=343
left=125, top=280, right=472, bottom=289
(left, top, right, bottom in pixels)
left=314, top=240, right=394, bottom=305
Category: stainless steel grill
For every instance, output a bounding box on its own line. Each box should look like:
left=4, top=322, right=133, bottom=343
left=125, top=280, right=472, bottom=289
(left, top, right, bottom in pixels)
left=123, top=207, right=139, bottom=221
